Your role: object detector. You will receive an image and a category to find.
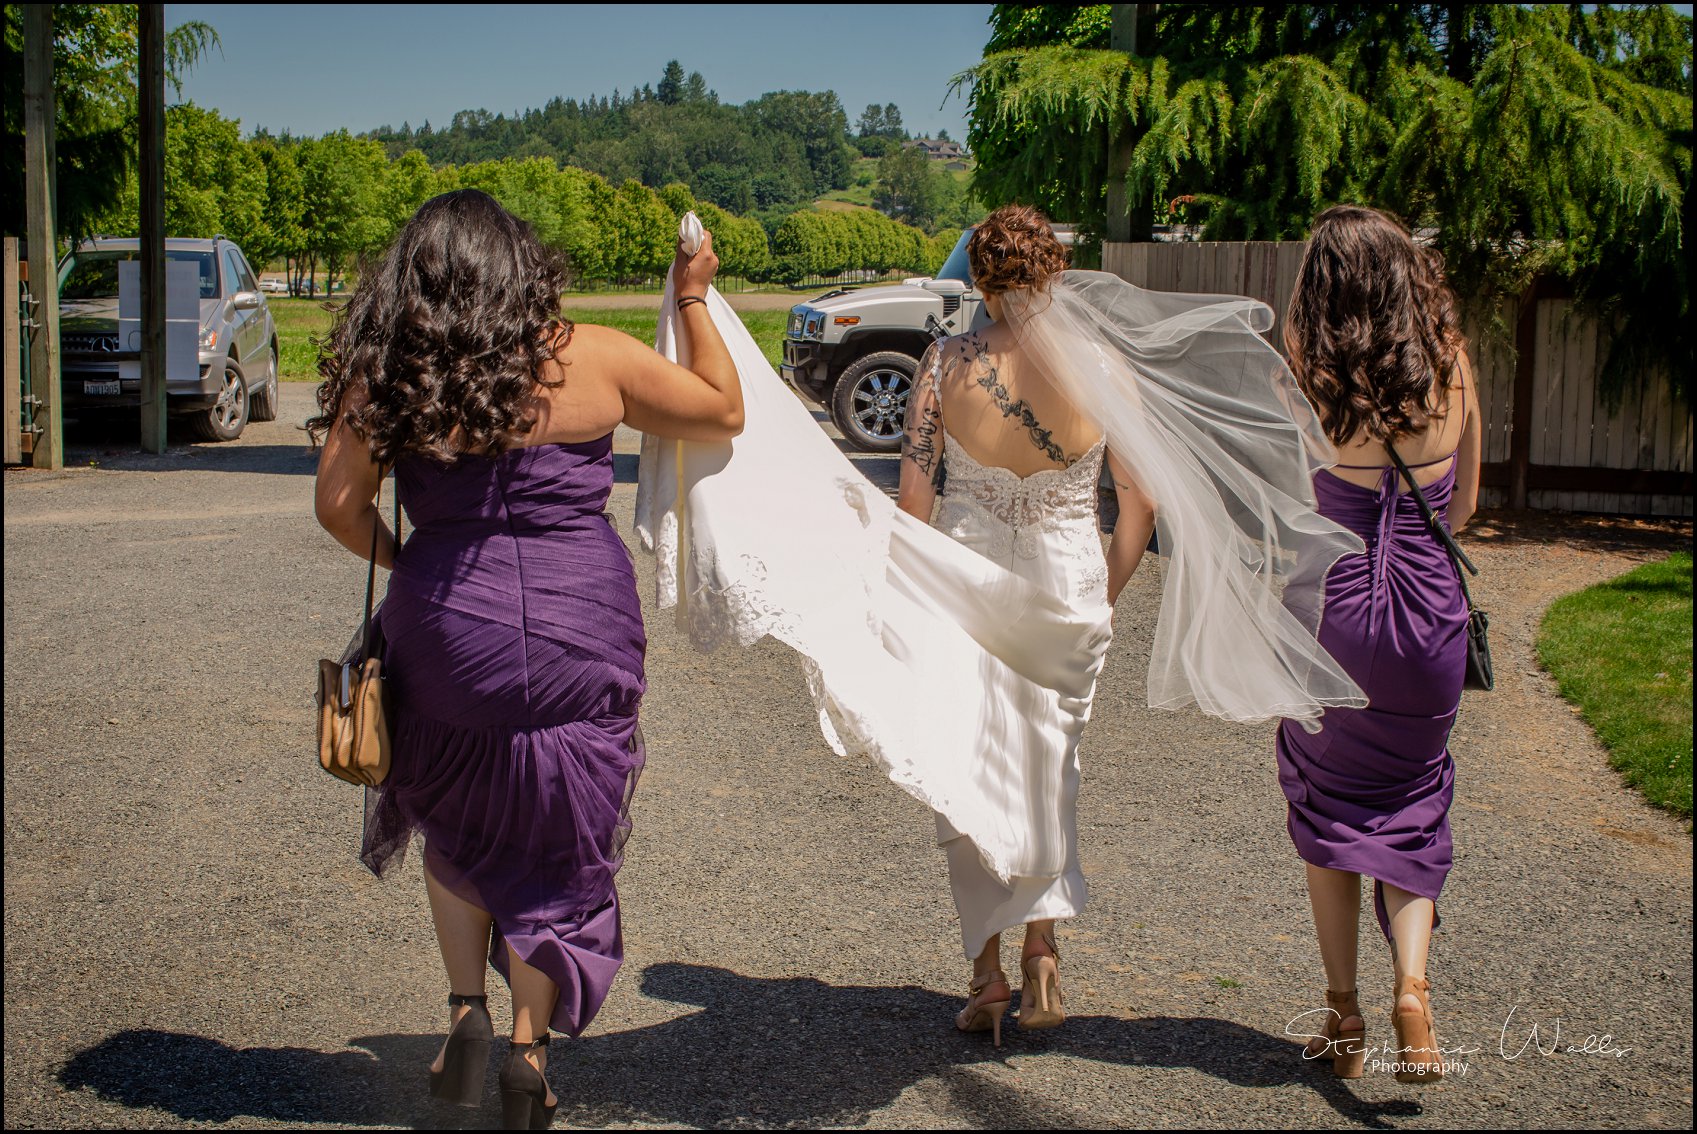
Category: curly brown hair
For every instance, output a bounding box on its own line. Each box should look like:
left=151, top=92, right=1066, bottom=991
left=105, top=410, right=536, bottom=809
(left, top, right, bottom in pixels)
left=968, top=204, right=1070, bottom=297
left=304, top=189, right=571, bottom=465
left=1284, top=205, right=1465, bottom=447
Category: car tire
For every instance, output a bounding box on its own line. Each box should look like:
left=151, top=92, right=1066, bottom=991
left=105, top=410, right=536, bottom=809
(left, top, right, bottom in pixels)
left=830, top=350, right=917, bottom=454
left=190, top=359, right=250, bottom=442
left=249, top=348, right=280, bottom=422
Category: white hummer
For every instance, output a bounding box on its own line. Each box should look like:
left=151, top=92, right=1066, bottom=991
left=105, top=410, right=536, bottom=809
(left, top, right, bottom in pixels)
left=781, top=225, right=1078, bottom=451
left=779, top=229, right=988, bottom=452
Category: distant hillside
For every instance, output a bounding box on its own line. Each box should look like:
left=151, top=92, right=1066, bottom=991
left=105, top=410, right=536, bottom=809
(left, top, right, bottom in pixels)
left=366, top=62, right=898, bottom=226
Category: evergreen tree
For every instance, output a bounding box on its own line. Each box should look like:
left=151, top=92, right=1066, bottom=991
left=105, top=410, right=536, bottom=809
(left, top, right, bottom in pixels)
left=657, top=60, right=686, bottom=105
left=956, top=3, right=1692, bottom=400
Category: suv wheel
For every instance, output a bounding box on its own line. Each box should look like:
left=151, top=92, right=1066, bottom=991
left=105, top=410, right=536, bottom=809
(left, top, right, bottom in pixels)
left=249, top=348, right=280, bottom=422
left=190, top=359, right=249, bottom=442
left=831, top=351, right=916, bottom=454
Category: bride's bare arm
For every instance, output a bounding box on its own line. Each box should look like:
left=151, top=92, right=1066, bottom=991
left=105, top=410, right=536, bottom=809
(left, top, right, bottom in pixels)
left=1104, top=449, right=1156, bottom=605
left=897, top=342, right=945, bottom=521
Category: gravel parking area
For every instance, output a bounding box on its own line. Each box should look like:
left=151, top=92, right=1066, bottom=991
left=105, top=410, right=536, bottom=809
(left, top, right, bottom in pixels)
left=4, top=384, right=1690, bottom=1129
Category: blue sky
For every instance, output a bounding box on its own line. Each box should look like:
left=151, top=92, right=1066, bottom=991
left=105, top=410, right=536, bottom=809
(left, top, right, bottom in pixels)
left=163, top=4, right=997, bottom=143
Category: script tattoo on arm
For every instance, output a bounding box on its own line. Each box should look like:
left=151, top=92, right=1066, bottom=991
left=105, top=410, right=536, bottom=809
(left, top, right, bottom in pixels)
left=901, top=343, right=945, bottom=487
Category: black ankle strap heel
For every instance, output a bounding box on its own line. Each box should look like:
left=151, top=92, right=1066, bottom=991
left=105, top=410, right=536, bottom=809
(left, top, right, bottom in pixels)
left=428, top=994, right=494, bottom=1108
left=500, top=1033, right=557, bottom=1129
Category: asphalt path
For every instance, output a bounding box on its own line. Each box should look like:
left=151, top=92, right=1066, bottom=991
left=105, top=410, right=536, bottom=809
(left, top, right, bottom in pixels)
left=3, top=383, right=1691, bottom=1129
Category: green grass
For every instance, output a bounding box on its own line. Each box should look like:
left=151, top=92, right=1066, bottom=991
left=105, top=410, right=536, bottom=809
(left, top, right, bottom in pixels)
left=276, top=299, right=790, bottom=380
left=271, top=296, right=342, bottom=381
left=568, top=305, right=789, bottom=372
left=1213, top=977, right=1243, bottom=990
left=1537, top=551, right=1694, bottom=822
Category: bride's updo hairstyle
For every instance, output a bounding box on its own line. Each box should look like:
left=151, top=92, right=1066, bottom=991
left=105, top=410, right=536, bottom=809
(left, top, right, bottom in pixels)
left=307, top=189, right=571, bottom=465
left=1285, top=204, right=1464, bottom=447
left=968, top=204, right=1069, bottom=296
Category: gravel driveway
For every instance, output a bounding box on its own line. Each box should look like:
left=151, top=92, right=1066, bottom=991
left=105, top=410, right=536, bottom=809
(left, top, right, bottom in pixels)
left=4, top=384, right=1690, bottom=1129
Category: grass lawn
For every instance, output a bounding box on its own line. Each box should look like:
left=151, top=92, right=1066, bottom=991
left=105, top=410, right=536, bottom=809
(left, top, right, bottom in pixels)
left=1537, top=551, right=1694, bottom=822
left=275, top=298, right=789, bottom=380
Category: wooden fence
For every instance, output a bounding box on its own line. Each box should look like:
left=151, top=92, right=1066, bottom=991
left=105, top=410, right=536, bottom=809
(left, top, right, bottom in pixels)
left=1103, top=241, right=1693, bottom=517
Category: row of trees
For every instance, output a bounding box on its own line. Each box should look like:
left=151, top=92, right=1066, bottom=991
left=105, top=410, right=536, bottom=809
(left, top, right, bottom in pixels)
left=84, top=100, right=950, bottom=290
left=959, top=3, right=1692, bottom=400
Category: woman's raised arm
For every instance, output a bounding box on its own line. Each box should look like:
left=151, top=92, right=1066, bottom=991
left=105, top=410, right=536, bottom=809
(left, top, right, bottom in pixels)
left=607, top=232, right=744, bottom=441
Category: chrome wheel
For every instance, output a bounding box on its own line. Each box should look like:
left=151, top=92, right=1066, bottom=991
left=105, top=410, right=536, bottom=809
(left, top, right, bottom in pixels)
left=851, top=369, right=910, bottom=441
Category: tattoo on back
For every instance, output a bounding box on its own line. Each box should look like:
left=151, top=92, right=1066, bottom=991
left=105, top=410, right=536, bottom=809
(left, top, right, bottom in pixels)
left=968, top=336, right=1069, bottom=464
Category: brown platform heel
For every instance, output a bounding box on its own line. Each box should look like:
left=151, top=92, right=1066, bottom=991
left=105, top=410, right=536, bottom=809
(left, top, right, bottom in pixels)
left=1017, top=934, right=1065, bottom=1032
left=1302, top=988, right=1366, bottom=1078
left=428, top=992, right=493, bottom=1107
left=955, top=970, right=1012, bottom=1048
left=1392, top=975, right=1443, bottom=1083
left=499, top=1034, right=558, bottom=1129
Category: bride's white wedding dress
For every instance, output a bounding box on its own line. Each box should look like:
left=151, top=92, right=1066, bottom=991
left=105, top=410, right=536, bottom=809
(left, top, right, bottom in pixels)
left=920, top=345, right=1114, bottom=952
left=638, top=213, right=1364, bottom=958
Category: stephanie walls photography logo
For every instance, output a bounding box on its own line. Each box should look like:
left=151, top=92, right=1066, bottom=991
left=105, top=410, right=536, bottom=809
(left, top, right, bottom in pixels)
left=1285, top=1002, right=1634, bottom=1079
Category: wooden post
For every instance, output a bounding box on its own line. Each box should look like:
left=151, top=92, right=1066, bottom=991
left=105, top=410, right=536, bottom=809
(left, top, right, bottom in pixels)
left=1105, top=5, right=1156, bottom=243
left=4, top=237, right=20, bottom=465
left=23, top=4, right=61, bottom=471
left=139, top=4, right=167, bottom=453
left=1508, top=278, right=1545, bottom=510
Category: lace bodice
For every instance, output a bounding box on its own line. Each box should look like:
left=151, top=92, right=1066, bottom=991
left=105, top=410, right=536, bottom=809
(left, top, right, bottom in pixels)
left=936, top=427, right=1106, bottom=550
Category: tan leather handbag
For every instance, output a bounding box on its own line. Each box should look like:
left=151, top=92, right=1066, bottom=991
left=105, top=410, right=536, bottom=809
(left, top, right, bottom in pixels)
left=317, top=483, right=400, bottom=786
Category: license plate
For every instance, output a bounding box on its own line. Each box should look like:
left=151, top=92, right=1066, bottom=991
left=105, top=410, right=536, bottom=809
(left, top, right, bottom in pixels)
left=83, top=380, right=120, bottom=396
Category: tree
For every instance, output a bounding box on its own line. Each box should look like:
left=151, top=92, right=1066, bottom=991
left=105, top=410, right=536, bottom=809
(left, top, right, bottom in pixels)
left=882, top=102, right=904, bottom=138
left=250, top=136, right=303, bottom=268
left=296, top=130, right=389, bottom=294
left=955, top=3, right=1693, bottom=401
left=657, top=59, right=686, bottom=106
left=857, top=104, right=886, bottom=137
left=2, top=4, right=219, bottom=243
left=874, top=143, right=943, bottom=231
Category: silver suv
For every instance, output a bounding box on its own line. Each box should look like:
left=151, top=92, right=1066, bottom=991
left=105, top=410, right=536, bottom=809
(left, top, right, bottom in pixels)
left=57, top=236, right=280, bottom=441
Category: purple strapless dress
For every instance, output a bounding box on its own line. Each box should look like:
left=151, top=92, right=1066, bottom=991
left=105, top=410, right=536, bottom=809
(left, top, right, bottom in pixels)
left=360, top=437, right=646, bottom=1037
left=1276, top=464, right=1467, bottom=940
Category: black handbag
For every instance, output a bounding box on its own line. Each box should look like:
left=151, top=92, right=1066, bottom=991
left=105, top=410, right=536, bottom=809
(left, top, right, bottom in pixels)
left=1385, top=444, right=1493, bottom=691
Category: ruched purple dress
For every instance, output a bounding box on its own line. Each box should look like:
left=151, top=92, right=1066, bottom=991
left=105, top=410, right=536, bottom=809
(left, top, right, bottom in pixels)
left=1276, top=458, right=1467, bottom=940
left=360, top=437, right=645, bottom=1037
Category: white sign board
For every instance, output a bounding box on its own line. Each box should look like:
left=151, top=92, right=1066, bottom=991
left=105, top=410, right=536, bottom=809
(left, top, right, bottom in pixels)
left=118, top=259, right=200, bottom=384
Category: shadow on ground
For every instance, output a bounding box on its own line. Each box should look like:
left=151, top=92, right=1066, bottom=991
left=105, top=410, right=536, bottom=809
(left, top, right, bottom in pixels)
left=59, top=965, right=1423, bottom=1130
left=1464, top=508, right=1691, bottom=554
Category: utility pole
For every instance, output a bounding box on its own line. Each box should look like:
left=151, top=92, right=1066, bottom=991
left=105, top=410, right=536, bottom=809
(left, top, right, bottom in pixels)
left=23, top=4, right=61, bottom=470
left=140, top=4, right=167, bottom=453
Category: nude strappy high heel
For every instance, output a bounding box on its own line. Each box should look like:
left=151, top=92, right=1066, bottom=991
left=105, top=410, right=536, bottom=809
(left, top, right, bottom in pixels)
left=1302, top=988, right=1366, bottom=1078
left=429, top=992, right=493, bottom=1107
left=1392, top=974, right=1443, bottom=1083
left=955, top=970, right=1012, bottom=1048
left=1017, top=934, right=1065, bottom=1031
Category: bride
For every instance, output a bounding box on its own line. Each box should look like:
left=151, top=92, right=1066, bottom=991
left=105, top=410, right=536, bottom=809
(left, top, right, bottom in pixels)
left=640, top=206, right=1364, bottom=1048
left=896, top=207, right=1156, bottom=1041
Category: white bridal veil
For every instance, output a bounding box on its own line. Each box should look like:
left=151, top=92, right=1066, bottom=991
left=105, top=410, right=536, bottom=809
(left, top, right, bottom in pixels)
left=1002, top=273, right=1367, bottom=722
left=636, top=215, right=1363, bottom=879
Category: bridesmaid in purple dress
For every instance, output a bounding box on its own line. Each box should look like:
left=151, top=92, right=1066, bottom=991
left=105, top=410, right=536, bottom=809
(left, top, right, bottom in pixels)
left=310, top=190, right=742, bottom=1127
left=1277, top=206, right=1481, bottom=1084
